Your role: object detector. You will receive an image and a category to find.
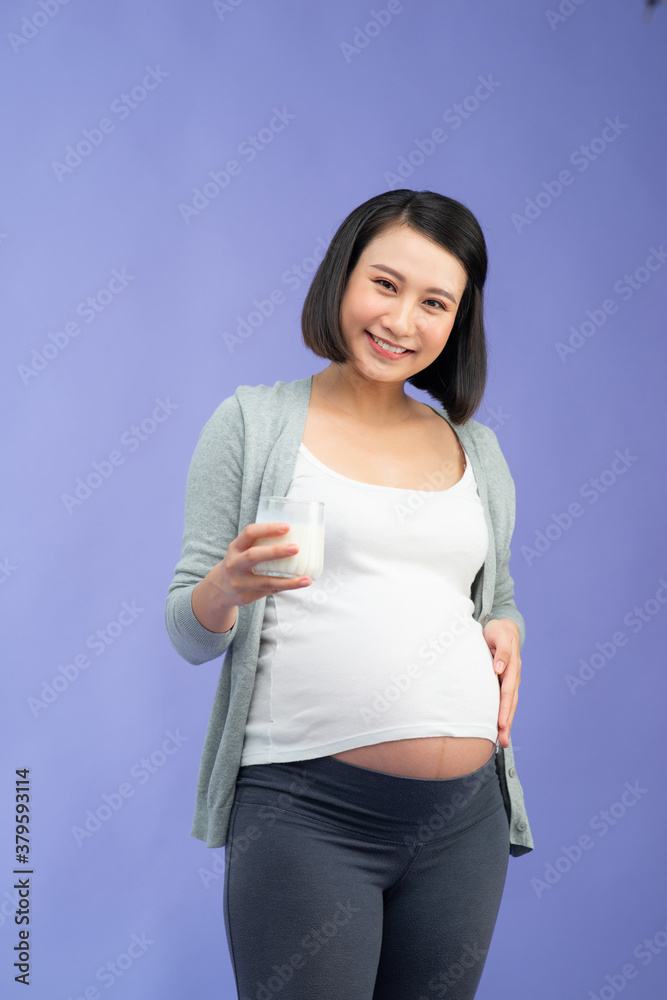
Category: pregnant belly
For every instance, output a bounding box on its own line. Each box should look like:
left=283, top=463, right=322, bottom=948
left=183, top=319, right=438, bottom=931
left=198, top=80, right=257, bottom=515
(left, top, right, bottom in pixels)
left=330, top=736, right=496, bottom=779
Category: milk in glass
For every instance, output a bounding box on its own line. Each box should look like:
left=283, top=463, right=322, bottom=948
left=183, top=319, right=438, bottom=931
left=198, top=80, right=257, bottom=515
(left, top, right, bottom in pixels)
left=251, top=497, right=325, bottom=581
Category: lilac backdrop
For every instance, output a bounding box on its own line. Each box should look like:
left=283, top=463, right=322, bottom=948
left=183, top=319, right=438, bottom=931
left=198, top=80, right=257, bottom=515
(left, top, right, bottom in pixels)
left=2, top=1, right=666, bottom=998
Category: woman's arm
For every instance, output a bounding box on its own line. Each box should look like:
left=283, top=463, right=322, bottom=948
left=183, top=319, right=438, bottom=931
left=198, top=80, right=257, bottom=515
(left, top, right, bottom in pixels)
left=481, top=428, right=526, bottom=650
left=477, top=424, right=526, bottom=745
left=164, top=393, right=245, bottom=665
left=487, top=547, right=525, bottom=650
left=191, top=576, right=238, bottom=635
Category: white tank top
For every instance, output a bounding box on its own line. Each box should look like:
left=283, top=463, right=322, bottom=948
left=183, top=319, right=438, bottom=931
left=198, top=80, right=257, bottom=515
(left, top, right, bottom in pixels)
left=240, top=440, right=500, bottom=764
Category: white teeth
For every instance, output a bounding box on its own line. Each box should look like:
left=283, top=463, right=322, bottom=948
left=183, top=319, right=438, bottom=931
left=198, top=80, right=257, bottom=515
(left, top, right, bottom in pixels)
left=370, top=333, right=409, bottom=354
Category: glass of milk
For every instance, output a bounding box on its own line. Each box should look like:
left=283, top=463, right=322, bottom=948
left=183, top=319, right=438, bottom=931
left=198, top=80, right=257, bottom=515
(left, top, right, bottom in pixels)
left=251, top=497, right=325, bottom=581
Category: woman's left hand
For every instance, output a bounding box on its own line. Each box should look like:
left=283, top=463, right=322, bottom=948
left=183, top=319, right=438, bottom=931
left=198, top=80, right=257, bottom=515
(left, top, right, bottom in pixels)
left=482, top=618, right=522, bottom=749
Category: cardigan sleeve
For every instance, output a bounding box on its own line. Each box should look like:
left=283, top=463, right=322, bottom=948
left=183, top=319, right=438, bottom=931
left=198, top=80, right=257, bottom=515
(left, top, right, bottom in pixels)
left=488, top=550, right=526, bottom=650
left=164, top=393, right=245, bottom=665
left=479, top=425, right=526, bottom=650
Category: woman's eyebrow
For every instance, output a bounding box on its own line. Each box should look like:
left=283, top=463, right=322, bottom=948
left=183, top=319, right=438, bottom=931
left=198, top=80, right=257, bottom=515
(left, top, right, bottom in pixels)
left=368, top=264, right=458, bottom=305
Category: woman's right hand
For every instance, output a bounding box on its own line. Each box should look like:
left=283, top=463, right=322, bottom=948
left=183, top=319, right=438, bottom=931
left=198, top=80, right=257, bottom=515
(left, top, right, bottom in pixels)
left=214, top=522, right=312, bottom=608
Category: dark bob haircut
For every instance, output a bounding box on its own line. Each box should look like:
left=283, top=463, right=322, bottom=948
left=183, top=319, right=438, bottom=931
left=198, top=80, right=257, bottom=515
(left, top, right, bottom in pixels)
left=301, top=189, right=488, bottom=425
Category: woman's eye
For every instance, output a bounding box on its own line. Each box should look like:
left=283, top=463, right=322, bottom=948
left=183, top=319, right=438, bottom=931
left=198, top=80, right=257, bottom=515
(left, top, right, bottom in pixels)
left=373, top=279, right=447, bottom=311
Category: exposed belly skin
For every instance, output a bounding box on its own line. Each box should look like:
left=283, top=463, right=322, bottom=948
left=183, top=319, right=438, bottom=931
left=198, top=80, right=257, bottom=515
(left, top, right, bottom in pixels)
left=330, top=736, right=496, bottom=779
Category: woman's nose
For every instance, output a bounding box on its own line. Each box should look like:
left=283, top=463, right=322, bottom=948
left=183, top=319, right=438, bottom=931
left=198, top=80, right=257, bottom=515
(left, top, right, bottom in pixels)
left=383, top=299, right=414, bottom=335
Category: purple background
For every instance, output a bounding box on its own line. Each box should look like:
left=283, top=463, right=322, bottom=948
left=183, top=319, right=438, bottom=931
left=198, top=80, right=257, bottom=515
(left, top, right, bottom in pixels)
left=2, top=1, right=666, bottom=998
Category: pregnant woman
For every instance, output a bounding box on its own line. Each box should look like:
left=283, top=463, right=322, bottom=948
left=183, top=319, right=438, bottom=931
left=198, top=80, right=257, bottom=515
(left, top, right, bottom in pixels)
left=165, top=189, right=534, bottom=1000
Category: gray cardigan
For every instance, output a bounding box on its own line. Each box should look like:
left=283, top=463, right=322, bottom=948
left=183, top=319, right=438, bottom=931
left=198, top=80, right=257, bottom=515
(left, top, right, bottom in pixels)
left=165, top=374, right=534, bottom=857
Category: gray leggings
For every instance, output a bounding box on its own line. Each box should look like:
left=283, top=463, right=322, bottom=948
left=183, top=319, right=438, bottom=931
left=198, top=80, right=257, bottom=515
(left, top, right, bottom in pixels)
left=223, top=748, right=510, bottom=1000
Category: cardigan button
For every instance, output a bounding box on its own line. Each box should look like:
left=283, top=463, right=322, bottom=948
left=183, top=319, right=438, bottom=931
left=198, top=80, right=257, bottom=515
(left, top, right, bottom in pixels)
left=508, top=767, right=517, bottom=778
left=516, top=821, right=526, bottom=832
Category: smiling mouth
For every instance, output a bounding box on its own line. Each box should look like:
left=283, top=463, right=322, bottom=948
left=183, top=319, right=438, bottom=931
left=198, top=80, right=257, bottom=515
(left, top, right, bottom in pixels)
left=367, top=331, right=414, bottom=355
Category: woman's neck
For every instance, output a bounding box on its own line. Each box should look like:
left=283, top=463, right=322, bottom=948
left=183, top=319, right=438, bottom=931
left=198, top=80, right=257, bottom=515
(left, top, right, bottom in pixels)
left=312, top=365, right=418, bottom=428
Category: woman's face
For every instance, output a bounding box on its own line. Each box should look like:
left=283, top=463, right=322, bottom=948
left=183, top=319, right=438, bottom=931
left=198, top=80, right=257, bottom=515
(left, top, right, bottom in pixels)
left=338, top=223, right=469, bottom=382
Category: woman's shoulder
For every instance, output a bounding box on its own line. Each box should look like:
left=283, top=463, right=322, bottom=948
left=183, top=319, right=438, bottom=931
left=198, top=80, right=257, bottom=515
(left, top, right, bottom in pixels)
left=235, top=375, right=307, bottom=399
left=426, top=403, right=502, bottom=455
left=203, top=376, right=310, bottom=426
left=232, top=375, right=310, bottom=411
left=454, top=414, right=515, bottom=485
left=458, top=416, right=501, bottom=451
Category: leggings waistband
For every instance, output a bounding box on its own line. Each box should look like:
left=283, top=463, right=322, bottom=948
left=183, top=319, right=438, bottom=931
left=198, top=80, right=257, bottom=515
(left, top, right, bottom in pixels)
left=234, top=748, right=502, bottom=844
